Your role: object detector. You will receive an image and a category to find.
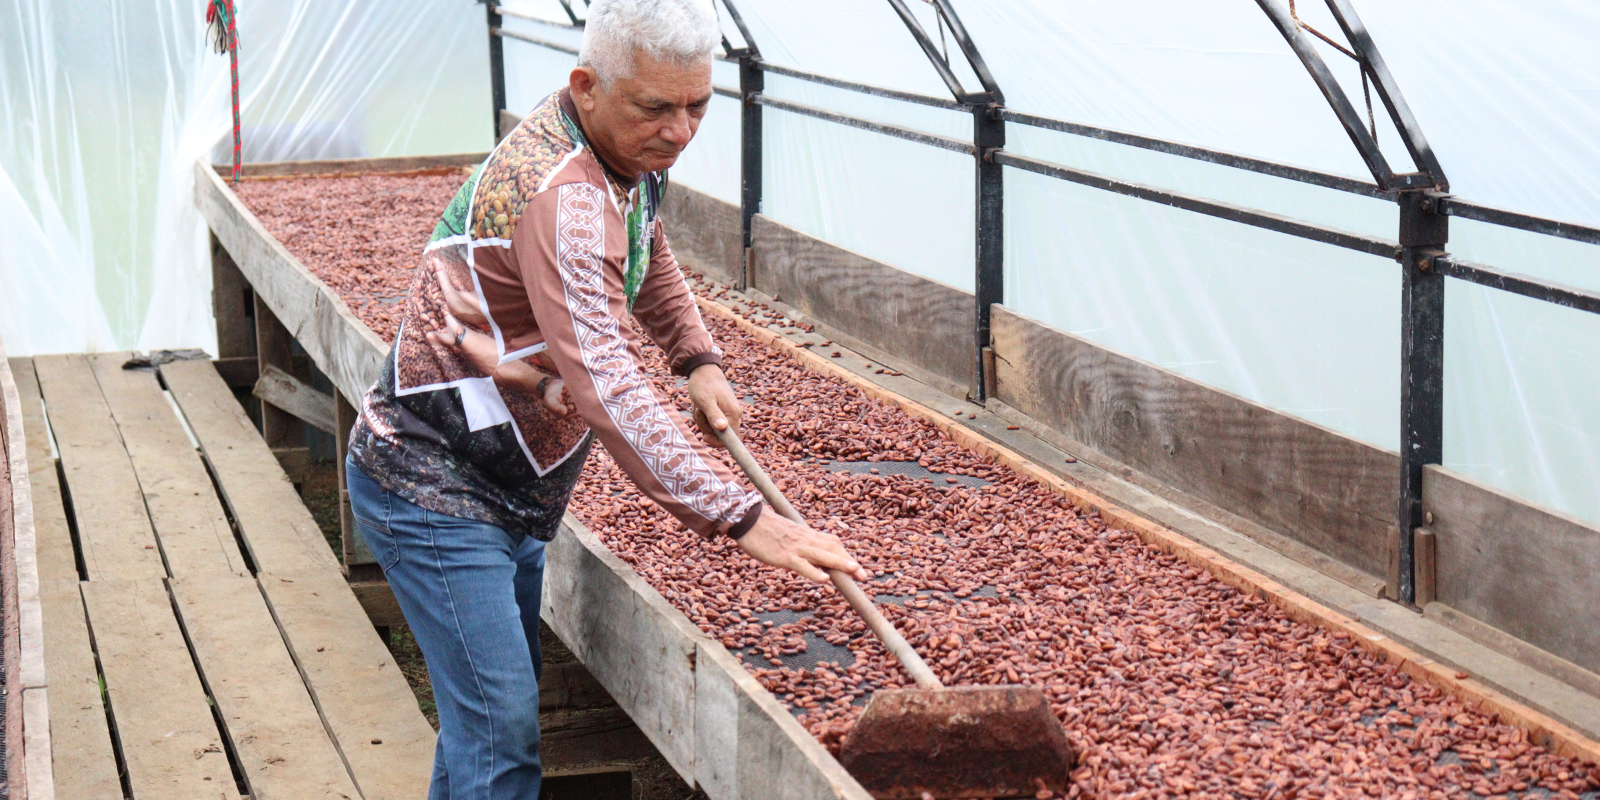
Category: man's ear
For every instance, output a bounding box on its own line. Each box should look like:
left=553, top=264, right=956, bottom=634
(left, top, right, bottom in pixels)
left=569, top=66, right=600, bottom=111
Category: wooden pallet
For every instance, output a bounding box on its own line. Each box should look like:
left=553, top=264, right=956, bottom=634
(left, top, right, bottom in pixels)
left=15, top=352, right=434, bottom=799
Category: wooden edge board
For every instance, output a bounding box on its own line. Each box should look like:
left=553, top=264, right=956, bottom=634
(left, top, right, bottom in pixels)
left=257, top=568, right=435, bottom=800
left=10, top=358, right=79, bottom=586
left=169, top=573, right=362, bottom=799
left=1, top=347, right=49, bottom=691
left=22, top=688, right=56, bottom=800
left=2, top=343, right=55, bottom=799
left=694, top=294, right=1600, bottom=768
left=220, top=151, right=489, bottom=179
left=548, top=513, right=875, bottom=798
left=695, top=642, right=871, bottom=800
left=194, top=160, right=387, bottom=403
left=544, top=515, right=701, bottom=785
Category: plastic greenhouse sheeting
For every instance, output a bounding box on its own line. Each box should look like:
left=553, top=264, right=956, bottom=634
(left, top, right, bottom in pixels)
left=0, top=0, right=492, bottom=356
left=500, top=0, right=1599, bottom=528
left=2, top=0, right=1596, bottom=528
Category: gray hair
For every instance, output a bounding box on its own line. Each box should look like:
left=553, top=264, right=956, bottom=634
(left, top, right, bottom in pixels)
left=578, top=0, right=721, bottom=86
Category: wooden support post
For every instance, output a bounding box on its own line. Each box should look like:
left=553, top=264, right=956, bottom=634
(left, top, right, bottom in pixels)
left=255, top=294, right=300, bottom=450
left=212, top=233, right=255, bottom=360
left=213, top=232, right=260, bottom=427
left=334, top=389, right=377, bottom=569
left=1414, top=527, right=1437, bottom=608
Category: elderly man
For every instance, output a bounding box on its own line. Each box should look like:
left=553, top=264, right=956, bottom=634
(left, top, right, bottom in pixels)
left=343, top=0, right=865, bottom=796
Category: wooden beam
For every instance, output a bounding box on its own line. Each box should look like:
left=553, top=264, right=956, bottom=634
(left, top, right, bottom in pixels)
left=256, top=295, right=302, bottom=450
left=539, top=706, right=658, bottom=769
left=990, top=305, right=1397, bottom=581
left=752, top=214, right=973, bottom=394
left=256, top=569, right=434, bottom=800
left=254, top=364, right=336, bottom=435
left=695, top=641, right=870, bottom=799
left=160, top=359, right=339, bottom=574
left=659, top=182, right=742, bottom=285
left=195, top=160, right=387, bottom=405
left=4, top=349, right=61, bottom=800
left=272, top=446, right=313, bottom=484
left=225, top=151, right=488, bottom=179
left=170, top=573, right=361, bottom=799
left=539, top=661, right=617, bottom=712
left=347, top=579, right=404, bottom=628
left=212, top=356, right=259, bottom=389
left=543, top=515, right=702, bottom=785
left=1414, top=527, right=1437, bottom=608
left=32, top=355, right=165, bottom=580
left=38, top=579, right=120, bottom=799
left=80, top=578, right=234, bottom=795
left=212, top=232, right=257, bottom=360
left=541, top=767, right=633, bottom=800
left=335, top=389, right=376, bottom=567
left=1425, top=465, right=1600, bottom=674
left=88, top=354, right=249, bottom=578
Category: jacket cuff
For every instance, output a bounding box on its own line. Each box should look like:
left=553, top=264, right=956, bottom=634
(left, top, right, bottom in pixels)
left=724, top=502, right=762, bottom=540
left=673, top=351, right=723, bottom=378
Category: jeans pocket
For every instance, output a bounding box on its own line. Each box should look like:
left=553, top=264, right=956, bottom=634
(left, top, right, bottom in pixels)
left=356, top=514, right=401, bottom=571
left=346, top=462, right=401, bottom=571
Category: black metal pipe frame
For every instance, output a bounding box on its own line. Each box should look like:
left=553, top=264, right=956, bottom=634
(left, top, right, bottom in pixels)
left=490, top=0, right=1599, bottom=607
left=752, top=96, right=974, bottom=156
left=1001, top=109, right=1390, bottom=200
left=995, top=151, right=1398, bottom=258
left=493, top=28, right=580, bottom=57
left=739, top=45, right=764, bottom=291
left=483, top=1, right=507, bottom=141
left=1396, top=191, right=1449, bottom=606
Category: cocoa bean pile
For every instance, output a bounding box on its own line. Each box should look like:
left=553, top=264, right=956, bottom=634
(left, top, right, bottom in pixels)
left=240, top=174, right=1600, bottom=800
left=235, top=172, right=466, bottom=341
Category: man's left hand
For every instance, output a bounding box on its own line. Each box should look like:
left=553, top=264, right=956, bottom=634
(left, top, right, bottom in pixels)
left=687, top=363, right=741, bottom=447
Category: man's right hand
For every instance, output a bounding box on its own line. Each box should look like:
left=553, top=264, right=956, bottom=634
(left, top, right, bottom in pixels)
left=735, top=509, right=869, bottom=583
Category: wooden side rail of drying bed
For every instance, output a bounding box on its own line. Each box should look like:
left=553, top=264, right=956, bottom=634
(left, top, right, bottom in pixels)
left=195, top=155, right=1600, bottom=799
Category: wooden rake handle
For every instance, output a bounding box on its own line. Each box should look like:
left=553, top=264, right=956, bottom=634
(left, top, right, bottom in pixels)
left=715, top=426, right=944, bottom=690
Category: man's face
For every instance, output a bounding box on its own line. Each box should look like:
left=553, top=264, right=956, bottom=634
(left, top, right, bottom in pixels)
left=570, top=52, right=713, bottom=176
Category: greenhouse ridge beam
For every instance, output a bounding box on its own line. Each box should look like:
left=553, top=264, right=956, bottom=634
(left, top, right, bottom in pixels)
left=484, top=0, right=1598, bottom=609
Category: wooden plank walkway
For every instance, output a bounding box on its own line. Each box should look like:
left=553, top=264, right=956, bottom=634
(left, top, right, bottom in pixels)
left=18, top=353, right=434, bottom=799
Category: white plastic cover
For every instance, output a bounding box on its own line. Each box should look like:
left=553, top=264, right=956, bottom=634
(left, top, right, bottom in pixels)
left=2, top=0, right=1595, bottom=525
left=0, top=0, right=492, bottom=356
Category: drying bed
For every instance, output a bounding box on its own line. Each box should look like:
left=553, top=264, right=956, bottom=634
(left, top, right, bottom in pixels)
left=239, top=173, right=1600, bottom=800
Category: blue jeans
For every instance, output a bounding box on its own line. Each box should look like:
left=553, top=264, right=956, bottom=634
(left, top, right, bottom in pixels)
left=346, top=460, right=544, bottom=800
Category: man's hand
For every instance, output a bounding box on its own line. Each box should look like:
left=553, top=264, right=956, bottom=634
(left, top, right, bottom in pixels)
left=428, top=314, right=571, bottom=417
left=735, top=509, right=869, bottom=583
left=687, top=363, right=741, bottom=448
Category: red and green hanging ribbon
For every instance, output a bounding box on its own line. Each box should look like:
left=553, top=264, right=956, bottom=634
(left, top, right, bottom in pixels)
left=206, top=0, right=241, bottom=182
